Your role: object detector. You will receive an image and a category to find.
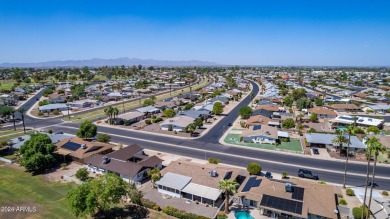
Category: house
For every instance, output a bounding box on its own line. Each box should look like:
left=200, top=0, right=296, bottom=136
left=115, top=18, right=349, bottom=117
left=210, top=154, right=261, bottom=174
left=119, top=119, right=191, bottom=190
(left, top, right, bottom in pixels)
left=177, top=109, right=210, bottom=119
left=8, top=132, right=73, bottom=149
left=154, top=101, right=177, bottom=110
left=160, top=116, right=194, bottom=131
left=242, top=125, right=281, bottom=144
left=246, top=115, right=280, bottom=128
left=38, top=103, right=70, bottom=113
left=136, top=106, right=160, bottom=115
left=255, top=104, right=280, bottom=112
left=307, top=107, right=338, bottom=119
left=362, top=105, right=390, bottom=114
left=68, top=99, right=101, bottom=108
left=252, top=109, right=273, bottom=118
left=235, top=177, right=341, bottom=219
left=85, top=144, right=163, bottom=184
left=327, top=104, right=361, bottom=112
left=329, top=115, right=384, bottom=128
left=208, top=95, right=229, bottom=105
left=55, top=137, right=114, bottom=163
left=305, top=133, right=366, bottom=151
left=116, top=111, right=144, bottom=124
left=47, top=93, right=67, bottom=104
left=155, top=159, right=246, bottom=207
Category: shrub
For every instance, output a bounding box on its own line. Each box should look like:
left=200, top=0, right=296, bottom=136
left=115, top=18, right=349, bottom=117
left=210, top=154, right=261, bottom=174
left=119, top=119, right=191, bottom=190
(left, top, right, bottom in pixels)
left=352, top=205, right=368, bottom=219
left=47, top=129, right=53, bottom=134
left=153, top=117, right=163, bottom=123
left=124, top=120, right=131, bottom=126
left=145, top=119, right=152, bottom=124
left=117, top=120, right=125, bottom=125
left=217, top=213, right=228, bottom=219
left=162, top=206, right=208, bottom=219
left=96, top=133, right=111, bottom=143
left=53, top=109, right=60, bottom=115
left=151, top=115, right=156, bottom=119
left=174, top=130, right=177, bottom=134
left=382, top=191, right=389, bottom=196
left=247, top=162, right=261, bottom=175
left=346, top=188, right=355, bottom=196
left=142, top=199, right=161, bottom=211
left=208, top=157, right=220, bottom=164
left=318, top=181, right=326, bottom=184
left=0, top=141, right=7, bottom=147
left=168, top=125, right=173, bottom=131
left=339, top=198, right=347, bottom=205
left=282, top=172, right=288, bottom=178
left=60, top=163, right=67, bottom=169
left=75, top=168, right=89, bottom=181
left=38, top=111, right=44, bottom=116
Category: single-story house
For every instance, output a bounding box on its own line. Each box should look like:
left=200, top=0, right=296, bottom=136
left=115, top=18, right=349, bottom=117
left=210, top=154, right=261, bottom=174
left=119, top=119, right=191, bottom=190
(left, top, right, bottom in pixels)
left=177, top=109, right=210, bottom=119
left=235, top=176, right=341, bottom=219
left=154, top=101, right=177, bottom=110
left=155, top=159, right=246, bottom=207
left=242, top=125, right=281, bottom=144
left=208, top=95, right=229, bottom=105
left=255, top=104, right=280, bottom=112
left=307, top=107, right=338, bottom=119
left=136, top=106, right=160, bottom=115
left=55, top=137, right=114, bottom=163
left=68, top=99, right=101, bottom=108
left=329, top=115, right=384, bottom=128
left=362, top=105, right=390, bottom=114
left=47, top=93, right=67, bottom=104
left=8, top=132, right=73, bottom=149
left=327, top=104, right=361, bottom=112
left=246, top=115, right=280, bottom=128
left=116, top=111, right=144, bottom=124
left=38, top=103, right=70, bottom=113
left=305, top=133, right=366, bottom=151
left=160, top=116, right=194, bottom=131
left=85, top=144, right=163, bottom=184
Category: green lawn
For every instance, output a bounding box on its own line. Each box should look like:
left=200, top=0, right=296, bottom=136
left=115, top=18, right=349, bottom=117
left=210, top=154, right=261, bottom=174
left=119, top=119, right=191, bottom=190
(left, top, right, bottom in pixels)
left=0, top=129, right=29, bottom=143
left=224, top=134, right=303, bottom=153
left=0, top=80, right=15, bottom=91
left=0, top=166, right=77, bottom=219
left=67, top=79, right=210, bottom=122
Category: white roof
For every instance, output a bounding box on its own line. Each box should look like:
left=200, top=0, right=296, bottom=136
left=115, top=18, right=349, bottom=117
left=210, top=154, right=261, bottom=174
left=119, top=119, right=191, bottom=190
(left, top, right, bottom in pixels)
left=277, top=131, right=289, bottom=138
left=107, top=92, right=123, bottom=97
left=181, top=183, right=221, bottom=201
left=330, top=115, right=384, bottom=127
left=156, top=172, right=191, bottom=190
left=305, top=133, right=366, bottom=149
left=38, top=103, right=69, bottom=111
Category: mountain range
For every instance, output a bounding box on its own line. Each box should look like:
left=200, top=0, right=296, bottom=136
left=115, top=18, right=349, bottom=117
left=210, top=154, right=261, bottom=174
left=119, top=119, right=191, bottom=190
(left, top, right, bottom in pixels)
left=0, top=57, right=220, bottom=68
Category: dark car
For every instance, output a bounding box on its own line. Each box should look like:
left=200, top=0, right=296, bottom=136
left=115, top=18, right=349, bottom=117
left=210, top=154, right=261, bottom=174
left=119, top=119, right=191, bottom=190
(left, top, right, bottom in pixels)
left=313, top=148, right=319, bottom=155
left=298, top=168, right=319, bottom=180
left=227, top=122, right=233, bottom=126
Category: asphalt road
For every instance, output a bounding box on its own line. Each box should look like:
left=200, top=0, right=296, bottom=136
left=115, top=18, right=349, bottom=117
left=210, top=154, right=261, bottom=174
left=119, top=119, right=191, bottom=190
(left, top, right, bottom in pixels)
left=10, top=81, right=390, bottom=190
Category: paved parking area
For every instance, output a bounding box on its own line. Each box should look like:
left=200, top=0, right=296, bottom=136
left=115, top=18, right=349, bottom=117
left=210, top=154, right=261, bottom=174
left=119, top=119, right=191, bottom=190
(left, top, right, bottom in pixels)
left=140, top=181, right=219, bottom=218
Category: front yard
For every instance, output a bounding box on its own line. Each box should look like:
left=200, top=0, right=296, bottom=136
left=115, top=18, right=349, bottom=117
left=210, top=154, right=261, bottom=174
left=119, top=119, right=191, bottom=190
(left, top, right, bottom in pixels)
left=224, top=134, right=303, bottom=153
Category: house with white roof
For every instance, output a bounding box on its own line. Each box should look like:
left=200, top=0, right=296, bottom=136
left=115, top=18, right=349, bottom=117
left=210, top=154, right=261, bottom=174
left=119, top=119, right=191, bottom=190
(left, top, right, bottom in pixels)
left=329, top=115, right=384, bottom=128
left=160, top=116, right=194, bottom=131
left=38, top=104, right=70, bottom=113
left=305, top=133, right=366, bottom=151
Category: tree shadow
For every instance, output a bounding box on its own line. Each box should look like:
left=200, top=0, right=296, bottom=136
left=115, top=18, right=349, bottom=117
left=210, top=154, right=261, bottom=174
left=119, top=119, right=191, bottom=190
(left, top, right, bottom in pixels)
left=94, top=205, right=149, bottom=219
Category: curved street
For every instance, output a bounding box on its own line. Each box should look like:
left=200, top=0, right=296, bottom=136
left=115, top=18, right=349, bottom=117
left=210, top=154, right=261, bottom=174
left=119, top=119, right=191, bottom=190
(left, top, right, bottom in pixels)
left=13, top=80, right=390, bottom=190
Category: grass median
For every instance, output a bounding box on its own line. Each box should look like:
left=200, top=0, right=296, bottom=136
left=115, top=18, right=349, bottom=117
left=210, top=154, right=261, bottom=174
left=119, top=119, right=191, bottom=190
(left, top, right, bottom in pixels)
left=66, top=79, right=210, bottom=122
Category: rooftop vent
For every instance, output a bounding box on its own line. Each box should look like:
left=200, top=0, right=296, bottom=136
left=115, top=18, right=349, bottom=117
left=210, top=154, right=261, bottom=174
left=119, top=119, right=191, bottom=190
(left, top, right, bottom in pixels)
left=285, top=183, right=294, bottom=192
left=209, top=170, right=218, bottom=177
left=265, top=131, right=271, bottom=135
left=102, top=156, right=110, bottom=164
left=81, top=144, right=87, bottom=149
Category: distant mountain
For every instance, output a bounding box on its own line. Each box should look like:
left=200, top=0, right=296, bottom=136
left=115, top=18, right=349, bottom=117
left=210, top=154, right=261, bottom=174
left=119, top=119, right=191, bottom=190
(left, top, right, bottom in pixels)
left=0, top=57, right=220, bottom=67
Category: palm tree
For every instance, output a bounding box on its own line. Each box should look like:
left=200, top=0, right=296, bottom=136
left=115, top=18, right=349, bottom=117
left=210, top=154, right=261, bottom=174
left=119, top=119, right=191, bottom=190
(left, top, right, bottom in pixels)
left=18, top=108, right=27, bottom=134
left=342, top=126, right=355, bottom=189
left=187, top=123, right=196, bottom=137
left=367, top=140, right=387, bottom=218
left=11, top=108, right=16, bottom=131
left=362, top=137, right=376, bottom=218
left=352, top=116, right=359, bottom=128
left=112, top=107, right=119, bottom=124
left=250, top=92, right=255, bottom=105
left=332, top=132, right=348, bottom=157
left=218, top=179, right=239, bottom=214
left=104, top=106, right=114, bottom=125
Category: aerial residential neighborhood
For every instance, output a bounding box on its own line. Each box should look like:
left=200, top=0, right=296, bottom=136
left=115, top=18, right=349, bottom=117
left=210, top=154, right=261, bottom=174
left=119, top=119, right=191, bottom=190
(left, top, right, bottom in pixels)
left=1, top=1, right=390, bottom=219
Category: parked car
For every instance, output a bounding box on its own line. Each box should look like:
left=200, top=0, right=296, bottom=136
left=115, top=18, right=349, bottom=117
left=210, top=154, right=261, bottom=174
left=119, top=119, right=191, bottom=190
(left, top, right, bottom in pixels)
left=313, top=148, right=319, bottom=155
left=227, top=122, right=233, bottom=126
left=298, top=168, right=319, bottom=180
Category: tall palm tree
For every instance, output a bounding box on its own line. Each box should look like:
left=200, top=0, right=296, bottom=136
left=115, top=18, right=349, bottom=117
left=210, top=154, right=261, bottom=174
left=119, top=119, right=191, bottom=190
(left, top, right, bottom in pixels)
left=112, top=107, right=119, bottom=125
left=362, top=137, right=376, bottom=218
left=352, top=116, right=359, bottom=128
left=332, top=133, right=348, bottom=157
left=11, top=108, right=16, bottom=131
left=18, top=108, right=27, bottom=134
left=342, top=126, right=355, bottom=189
left=104, top=106, right=114, bottom=125
left=187, top=123, right=196, bottom=137
left=218, top=179, right=239, bottom=214
left=367, top=140, right=387, bottom=218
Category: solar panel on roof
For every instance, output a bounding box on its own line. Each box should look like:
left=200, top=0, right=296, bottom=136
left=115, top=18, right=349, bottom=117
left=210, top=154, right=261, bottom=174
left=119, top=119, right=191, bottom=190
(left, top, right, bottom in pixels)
left=241, top=177, right=262, bottom=192
left=291, top=187, right=305, bottom=201
left=253, top=125, right=261, bottom=130
left=260, top=195, right=303, bottom=215
left=62, top=142, right=81, bottom=151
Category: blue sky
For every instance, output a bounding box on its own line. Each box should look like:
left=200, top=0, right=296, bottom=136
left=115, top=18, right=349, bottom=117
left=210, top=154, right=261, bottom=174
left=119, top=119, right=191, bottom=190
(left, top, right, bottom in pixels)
left=0, top=0, right=389, bottom=66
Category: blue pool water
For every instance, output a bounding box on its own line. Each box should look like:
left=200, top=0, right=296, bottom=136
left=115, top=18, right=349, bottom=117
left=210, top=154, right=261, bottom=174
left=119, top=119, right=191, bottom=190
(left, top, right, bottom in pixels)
left=235, top=211, right=254, bottom=219
left=338, top=126, right=346, bottom=131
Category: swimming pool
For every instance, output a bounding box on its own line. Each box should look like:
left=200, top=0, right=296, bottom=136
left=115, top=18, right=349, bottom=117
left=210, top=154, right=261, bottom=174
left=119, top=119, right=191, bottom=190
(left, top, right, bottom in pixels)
left=234, top=211, right=254, bottom=219
left=338, top=126, right=346, bottom=131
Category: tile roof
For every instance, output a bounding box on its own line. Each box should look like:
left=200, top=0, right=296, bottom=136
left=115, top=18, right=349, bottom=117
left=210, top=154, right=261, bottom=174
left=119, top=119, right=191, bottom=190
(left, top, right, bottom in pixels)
left=56, top=137, right=113, bottom=160
left=327, top=104, right=361, bottom=110
left=307, top=107, right=337, bottom=116
left=242, top=125, right=279, bottom=139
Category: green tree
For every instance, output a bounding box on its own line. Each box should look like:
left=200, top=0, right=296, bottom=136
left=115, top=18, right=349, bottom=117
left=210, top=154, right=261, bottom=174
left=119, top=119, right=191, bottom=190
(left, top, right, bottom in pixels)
left=67, top=173, right=129, bottom=217
left=194, top=118, right=203, bottom=128
left=20, top=133, right=56, bottom=173
left=314, top=98, right=324, bottom=106
left=246, top=162, right=261, bottom=175
left=352, top=205, right=368, bottom=219
left=187, top=123, right=197, bottom=137
left=104, top=106, right=114, bottom=125
left=291, top=88, right=307, bottom=100
left=0, top=106, right=14, bottom=117
left=96, top=133, right=111, bottom=143
left=218, top=179, right=239, bottom=214
left=183, top=103, right=195, bottom=110
left=143, top=98, right=155, bottom=107
left=296, top=98, right=312, bottom=110
left=282, top=118, right=295, bottom=129
left=283, top=96, right=293, bottom=107
left=163, top=108, right=176, bottom=118
left=238, top=106, right=253, bottom=119
left=76, top=120, right=97, bottom=139
left=309, top=113, right=318, bottom=122
left=147, top=168, right=161, bottom=188
left=18, top=108, right=27, bottom=134
left=366, top=126, right=380, bottom=134
left=332, top=133, right=348, bottom=157
left=75, top=168, right=89, bottom=181
left=208, top=157, right=220, bottom=164
left=213, top=102, right=224, bottom=115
